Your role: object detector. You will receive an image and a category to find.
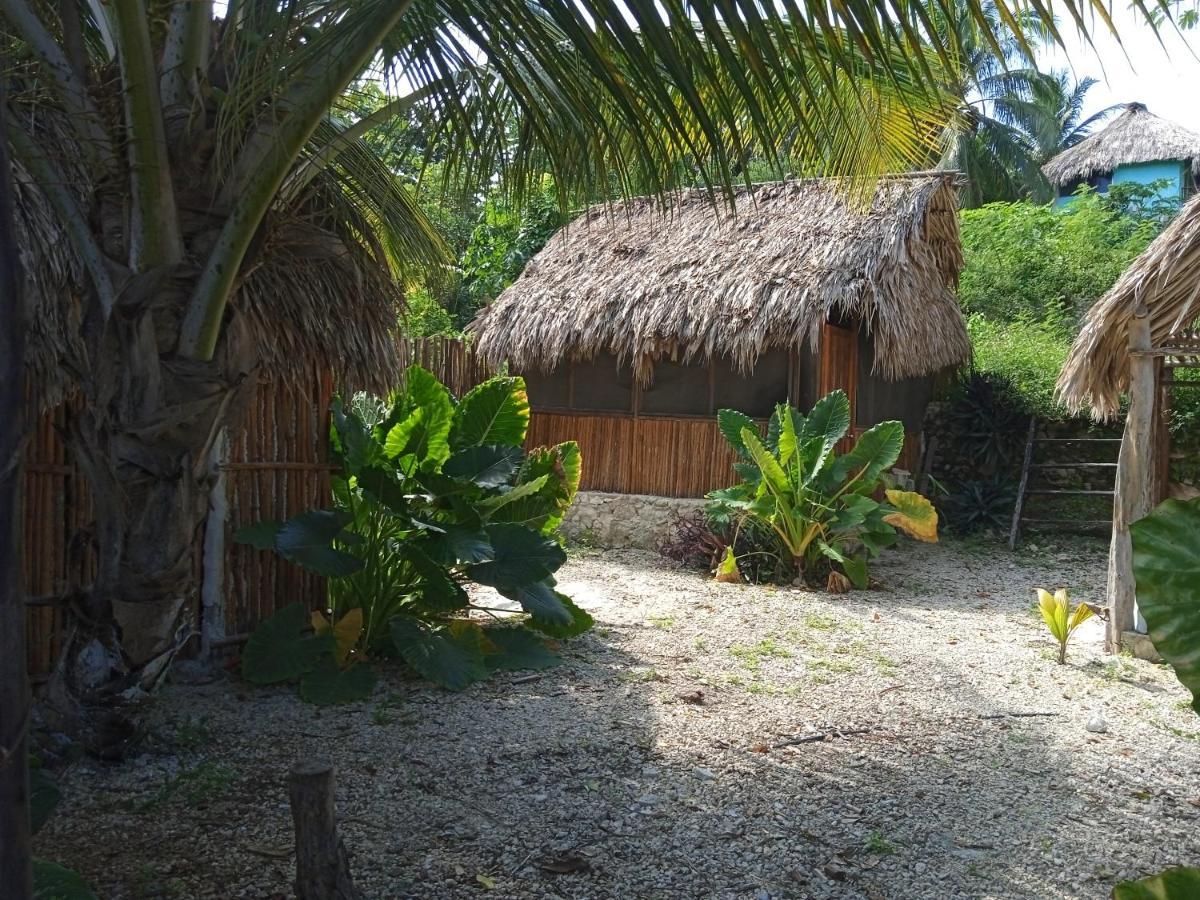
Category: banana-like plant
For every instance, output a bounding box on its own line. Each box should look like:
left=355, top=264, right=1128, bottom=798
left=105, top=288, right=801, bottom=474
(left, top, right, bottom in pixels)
left=709, top=390, right=938, bottom=589
left=1036, top=588, right=1095, bottom=665
left=237, top=367, right=587, bottom=693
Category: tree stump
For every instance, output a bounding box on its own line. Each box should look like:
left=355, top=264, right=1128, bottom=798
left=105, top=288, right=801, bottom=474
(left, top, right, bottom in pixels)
left=288, top=760, right=359, bottom=900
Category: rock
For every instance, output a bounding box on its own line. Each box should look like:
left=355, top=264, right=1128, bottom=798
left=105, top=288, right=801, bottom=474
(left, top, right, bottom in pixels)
left=1087, top=713, right=1109, bottom=734
left=692, top=766, right=716, bottom=781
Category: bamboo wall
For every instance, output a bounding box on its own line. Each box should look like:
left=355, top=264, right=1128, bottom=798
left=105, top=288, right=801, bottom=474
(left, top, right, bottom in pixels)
left=22, top=338, right=491, bottom=674
left=527, top=412, right=744, bottom=497
left=22, top=333, right=920, bottom=672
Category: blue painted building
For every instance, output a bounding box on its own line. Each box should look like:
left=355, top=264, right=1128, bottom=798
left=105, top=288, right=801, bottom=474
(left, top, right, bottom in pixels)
left=1042, top=103, right=1200, bottom=207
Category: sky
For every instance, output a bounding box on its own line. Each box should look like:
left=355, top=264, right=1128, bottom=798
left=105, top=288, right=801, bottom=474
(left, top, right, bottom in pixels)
left=1038, top=7, right=1200, bottom=132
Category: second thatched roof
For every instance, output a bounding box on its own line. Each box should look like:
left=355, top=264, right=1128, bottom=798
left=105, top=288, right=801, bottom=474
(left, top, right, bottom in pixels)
left=1057, top=193, right=1200, bottom=419
left=471, top=173, right=970, bottom=382
left=1042, top=103, right=1200, bottom=188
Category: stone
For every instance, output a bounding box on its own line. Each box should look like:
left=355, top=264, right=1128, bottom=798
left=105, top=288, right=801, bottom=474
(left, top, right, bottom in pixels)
left=561, top=490, right=705, bottom=550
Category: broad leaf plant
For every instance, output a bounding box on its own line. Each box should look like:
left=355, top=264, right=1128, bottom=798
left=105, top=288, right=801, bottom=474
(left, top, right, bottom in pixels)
left=236, top=367, right=587, bottom=695
left=709, top=390, right=938, bottom=589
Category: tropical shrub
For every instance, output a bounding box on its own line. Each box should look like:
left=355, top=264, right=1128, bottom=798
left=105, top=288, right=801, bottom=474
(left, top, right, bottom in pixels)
left=1131, top=497, right=1200, bottom=714
left=1113, top=867, right=1200, bottom=899
left=1035, top=588, right=1095, bottom=665
left=237, top=367, right=588, bottom=693
left=708, top=390, right=938, bottom=590
left=659, top=509, right=796, bottom=584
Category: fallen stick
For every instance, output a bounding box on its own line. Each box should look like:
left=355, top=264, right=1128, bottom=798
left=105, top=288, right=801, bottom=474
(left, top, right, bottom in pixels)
left=977, top=712, right=1060, bottom=720
left=772, top=727, right=873, bottom=748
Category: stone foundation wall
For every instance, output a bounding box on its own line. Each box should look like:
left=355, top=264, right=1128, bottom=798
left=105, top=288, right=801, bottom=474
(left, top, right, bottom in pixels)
left=562, top=491, right=706, bottom=550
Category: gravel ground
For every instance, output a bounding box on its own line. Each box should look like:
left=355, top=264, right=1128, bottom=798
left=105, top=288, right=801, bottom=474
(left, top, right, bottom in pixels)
left=37, top=536, right=1200, bottom=900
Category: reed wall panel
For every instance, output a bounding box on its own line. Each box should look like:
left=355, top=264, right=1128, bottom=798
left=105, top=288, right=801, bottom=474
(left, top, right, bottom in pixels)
left=23, top=337, right=494, bottom=671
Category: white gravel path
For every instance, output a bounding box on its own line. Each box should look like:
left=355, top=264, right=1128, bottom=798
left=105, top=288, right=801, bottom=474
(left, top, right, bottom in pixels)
left=37, top=536, right=1200, bottom=899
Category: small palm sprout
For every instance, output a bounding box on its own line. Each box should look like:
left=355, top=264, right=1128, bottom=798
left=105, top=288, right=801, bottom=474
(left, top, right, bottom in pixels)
left=1037, top=588, right=1095, bottom=664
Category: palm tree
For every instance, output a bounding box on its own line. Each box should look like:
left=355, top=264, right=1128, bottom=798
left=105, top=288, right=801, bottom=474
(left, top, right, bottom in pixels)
left=1025, top=72, right=1120, bottom=160
left=0, top=2, right=1154, bottom=893
left=933, top=0, right=1057, bottom=205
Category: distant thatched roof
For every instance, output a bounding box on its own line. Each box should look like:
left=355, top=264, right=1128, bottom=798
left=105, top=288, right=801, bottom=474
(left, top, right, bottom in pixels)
left=471, top=174, right=970, bottom=382
left=1042, top=103, right=1200, bottom=188
left=1057, top=193, right=1200, bottom=419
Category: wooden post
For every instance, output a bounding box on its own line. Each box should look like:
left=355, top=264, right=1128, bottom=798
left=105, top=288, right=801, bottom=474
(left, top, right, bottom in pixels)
left=0, top=73, right=34, bottom=900
left=1107, top=311, right=1158, bottom=652
left=288, top=760, right=359, bottom=900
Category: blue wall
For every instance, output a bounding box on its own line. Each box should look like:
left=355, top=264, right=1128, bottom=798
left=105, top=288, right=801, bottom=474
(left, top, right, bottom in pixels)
left=1056, top=158, right=1189, bottom=207
left=1113, top=159, right=1188, bottom=199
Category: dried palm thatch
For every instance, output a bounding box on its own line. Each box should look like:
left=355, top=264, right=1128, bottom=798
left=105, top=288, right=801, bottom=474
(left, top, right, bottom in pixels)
left=16, top=112, right=427, bottom=412
left=1042, top=103, right=1200, bottom=188
left=1057, top=193, right=1200, bottom=419
left=471, top=174, right=969, bottom=382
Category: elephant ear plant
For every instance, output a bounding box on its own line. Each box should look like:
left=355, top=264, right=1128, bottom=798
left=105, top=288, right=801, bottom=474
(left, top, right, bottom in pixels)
left=708, top=390, right=938, bottom=589
left=235, top=366, right=587, bottom=698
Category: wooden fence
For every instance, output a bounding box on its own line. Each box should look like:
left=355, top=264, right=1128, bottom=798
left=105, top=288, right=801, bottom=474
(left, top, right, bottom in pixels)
left=22, top=334, right=919, bottom=671
left=21, top=338, right=491, bottom=674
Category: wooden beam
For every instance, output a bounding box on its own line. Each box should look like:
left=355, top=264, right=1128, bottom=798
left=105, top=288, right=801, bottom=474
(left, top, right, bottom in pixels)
left=1107, top=312, right=1158, bottom=652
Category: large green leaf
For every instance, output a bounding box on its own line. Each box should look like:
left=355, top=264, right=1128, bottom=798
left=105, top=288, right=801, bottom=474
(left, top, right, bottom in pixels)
left=33, top=860, right=97, bottom=900
left=497, top=579, right=573, bottom=624
left=233, top=519, right=281, bottom=551
left=718, top=408, right=757, bottom=457
left=424, top=525, right=494, bottom=566
left=478, top=474, right=551, bottom=513
left=405, top=544, right=471, bottom=613
left=483, top=627, right=561, bottom=671
left=468, top=524, right=566, bottom=589
left=486, top=442, right=581, bottom=534
left=830, top=420, right=904, bottom=487
left=525, top=593, right=595, bottom=638
left=451, top=376, right=531, bottom=449
left=390, top=618, right=489, bottom=691
left=798, top=389, right=852, bottom=477
left=1131, top=497, right=1200, bottom=713
left=242, top=602, right=335, bottom=684
left=741, top=427, right=791, bottom=497
left=404, top=366, right=454, bottom=468
left=299, top=658, right=379, bottom=706
left=331, top=399, right=383, bottom=473
left=443, top=444, right=524, bottom=487
left=276, top=510, right=363, bottom=577
left=1113, top=868, right=1200, bottom=900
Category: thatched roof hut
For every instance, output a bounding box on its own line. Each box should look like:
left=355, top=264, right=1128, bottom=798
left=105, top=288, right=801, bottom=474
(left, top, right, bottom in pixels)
left=1057, top=193, right=1200, bottom=419
left=472, top=173, right=971, bottom=383
left=1056, top=192, right=1200, bottom=654
left=1042, top=102, right=1200, bottom=189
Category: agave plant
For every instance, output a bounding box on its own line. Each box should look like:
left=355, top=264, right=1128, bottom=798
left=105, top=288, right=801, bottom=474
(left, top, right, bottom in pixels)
left=709, top=390, right=938, bottom=589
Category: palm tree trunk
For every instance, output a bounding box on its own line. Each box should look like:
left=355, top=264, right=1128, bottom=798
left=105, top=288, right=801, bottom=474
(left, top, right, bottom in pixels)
left=61, top=292, right=255, bottom=691
left=0, top=74, right=34, bottom=900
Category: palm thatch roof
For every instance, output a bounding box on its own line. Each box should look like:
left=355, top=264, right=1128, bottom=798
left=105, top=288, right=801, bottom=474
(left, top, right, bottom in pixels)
left=1042, top=103, right=1200, bottom=188
left=471, top=174, right=970, bottom=382
left=15, top=116, right=433, bottom=413
left=1057, top=193, right=1200, bottom=419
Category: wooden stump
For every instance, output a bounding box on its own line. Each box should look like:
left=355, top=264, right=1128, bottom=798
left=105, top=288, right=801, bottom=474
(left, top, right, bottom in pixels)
left=288, top=760, right=359, bottom=900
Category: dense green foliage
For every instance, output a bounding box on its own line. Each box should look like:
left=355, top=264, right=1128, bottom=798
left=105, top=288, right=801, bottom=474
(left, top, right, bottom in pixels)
left=237, top=368, right=587, bottom=693
left=957, top=184, right=1176, bottom=422
left=708, top=391, right=938, bottom=589
left=959, top=188, right=1162, bottom=327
